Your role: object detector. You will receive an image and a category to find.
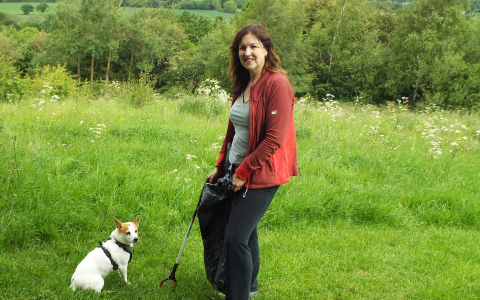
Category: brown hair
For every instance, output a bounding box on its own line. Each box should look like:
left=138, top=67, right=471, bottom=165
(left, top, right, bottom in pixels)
left=228, top=24, right=287, bottom=95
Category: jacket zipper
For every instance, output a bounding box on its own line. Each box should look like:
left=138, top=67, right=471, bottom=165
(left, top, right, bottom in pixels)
left=243, top=85, right=258, bottom=198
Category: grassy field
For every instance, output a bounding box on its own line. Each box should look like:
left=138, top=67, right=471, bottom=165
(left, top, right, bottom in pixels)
left=1, top=86, right=480, bottom=299
left=0, top=2, right=234, bottom=20
left=0, top=2, right=55, bottom=15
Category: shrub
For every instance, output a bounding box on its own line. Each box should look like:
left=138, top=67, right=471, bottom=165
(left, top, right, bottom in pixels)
left=31, top=64, right=78, bottom=99
left=0, top=56, right=26, bottom=102
left=121, top=73, right=158, bottom=107
left=223, top=0, right=237, bottom=13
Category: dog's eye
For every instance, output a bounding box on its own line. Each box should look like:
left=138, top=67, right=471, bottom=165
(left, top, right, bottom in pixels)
left=135, top=230, right=138, bottom=233
left=126, top=231, right=131, bottom=235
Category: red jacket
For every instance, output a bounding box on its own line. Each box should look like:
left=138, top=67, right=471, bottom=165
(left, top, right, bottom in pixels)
left=215, top=71, right=299, bottom=189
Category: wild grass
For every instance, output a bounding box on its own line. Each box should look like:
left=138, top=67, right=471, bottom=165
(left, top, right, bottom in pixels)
left=1, top=90, right=480, bottom=299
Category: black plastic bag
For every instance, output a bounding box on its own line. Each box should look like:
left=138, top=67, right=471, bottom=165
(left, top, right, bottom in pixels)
left=197, top=173, right=235, bottom=294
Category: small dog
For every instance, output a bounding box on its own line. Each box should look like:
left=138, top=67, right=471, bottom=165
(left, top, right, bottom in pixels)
left=70, top=216, right=140, bottom=292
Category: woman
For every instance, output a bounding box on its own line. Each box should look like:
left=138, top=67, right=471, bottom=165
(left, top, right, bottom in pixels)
left=208, top=24, right=298, bottom=299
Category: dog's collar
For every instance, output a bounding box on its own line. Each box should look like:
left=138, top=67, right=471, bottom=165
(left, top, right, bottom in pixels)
left=97, top=238, right=134, bottom=270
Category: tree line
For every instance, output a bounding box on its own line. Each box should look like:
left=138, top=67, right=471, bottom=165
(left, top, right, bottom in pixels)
left=1, top=0, right=480, bottom=109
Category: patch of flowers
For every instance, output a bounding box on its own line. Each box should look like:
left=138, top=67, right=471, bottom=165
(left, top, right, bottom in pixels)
left=89, top=123, right=106, bottom=142
left=320, top=94, right=343, bottom=121
left=196, top=79, right=229, bottom=102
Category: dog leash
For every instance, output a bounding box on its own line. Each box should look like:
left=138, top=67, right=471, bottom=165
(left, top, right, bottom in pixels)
left=98, top=238, right=134, bottom=270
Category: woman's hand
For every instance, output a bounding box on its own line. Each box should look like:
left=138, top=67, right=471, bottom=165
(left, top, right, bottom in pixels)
left=231, top=173, right=246, bottom=192
left=208, top=166, right=223, bottom=184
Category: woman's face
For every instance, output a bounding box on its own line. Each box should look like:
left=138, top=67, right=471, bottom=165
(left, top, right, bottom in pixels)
left=239, top=33, right=268, bottom=76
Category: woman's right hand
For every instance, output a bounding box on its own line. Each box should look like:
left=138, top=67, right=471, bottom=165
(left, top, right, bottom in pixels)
left=208, top=166, right=223, bottom=184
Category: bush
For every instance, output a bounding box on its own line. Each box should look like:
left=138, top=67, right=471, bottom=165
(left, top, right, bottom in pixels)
left=223, top=0, right=236, bottom=13
left=31, top=64, right=78, bottom=99
left=123, top=74, right=158, bottom=107
left=0, top=56, right=26, bottom=102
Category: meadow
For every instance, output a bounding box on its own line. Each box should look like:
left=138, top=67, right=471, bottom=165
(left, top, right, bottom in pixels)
left=0, top=2, right=234, bottom=20
left=1, top=84, right=480, bottom=299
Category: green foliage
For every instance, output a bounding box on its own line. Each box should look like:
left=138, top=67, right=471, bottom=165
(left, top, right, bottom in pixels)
left=237, top=0, right=311, bottom=94
left=30, top=64, right=78, bottom=99
left=176, top=11, right=213, bottom=44
left=196, top=19, right=235, bottom=91
left=425, top=52, right=480, bottom=109
left=123, top=73, right=158, bottom=107
left=388, top=0, right=472, bottom=107
left=20, top=4, right=34, bottom=15
left=36, top=2, right=49, bottom=13
left=223, top=0, right=236, bottom=13
left=3, top=0, right=480, bottom=109
left=0, top=31, right=22, bottom=61
left=0, top=56, right=26, bottom=102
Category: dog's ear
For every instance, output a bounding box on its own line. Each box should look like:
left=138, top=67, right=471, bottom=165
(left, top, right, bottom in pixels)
left=132, top=215, right=140, bottom=227
left=114, top=217, right=122, bottom=230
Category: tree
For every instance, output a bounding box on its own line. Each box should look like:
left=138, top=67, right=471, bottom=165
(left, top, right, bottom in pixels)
left=42, top=1, right=89, bottom=81
left=176, top=11, right=213, bottom=44
left=120, top=8, right=185, bottom=84
left=223, top=0, right=237, bottom=13
left=389, top=0, right=471, bottom=106
left=238, top=0, right=310, bottom=94
left=36, top=3, right=49, bottom=13
left=21, top=4, right=35, bottom=15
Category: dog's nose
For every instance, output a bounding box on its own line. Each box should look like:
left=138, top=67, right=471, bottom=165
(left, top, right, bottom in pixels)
left=134, top=237, right=139, bottom=243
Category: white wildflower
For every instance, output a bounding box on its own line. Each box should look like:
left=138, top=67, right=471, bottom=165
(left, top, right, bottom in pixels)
left=186, top=154, right=197, bottom=160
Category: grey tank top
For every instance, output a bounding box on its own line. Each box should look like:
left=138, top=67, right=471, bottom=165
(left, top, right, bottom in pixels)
left=228, top=93, right=250, bottom=165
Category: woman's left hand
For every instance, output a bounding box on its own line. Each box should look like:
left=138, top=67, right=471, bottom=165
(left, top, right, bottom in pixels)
left=231, top=173, right=245, bottom=192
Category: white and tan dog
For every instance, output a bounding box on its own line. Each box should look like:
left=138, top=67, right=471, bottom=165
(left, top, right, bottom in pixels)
left=70, top=216, right=140, bottom=292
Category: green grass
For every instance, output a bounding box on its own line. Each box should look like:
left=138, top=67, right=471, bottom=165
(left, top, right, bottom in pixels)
left=1, top=89, right=480, bottom=299
left=0, top=2, right=55, bottom=15
left=174, top=9, right=234, bottom=19
left=0, top=3, right=234, bottom=20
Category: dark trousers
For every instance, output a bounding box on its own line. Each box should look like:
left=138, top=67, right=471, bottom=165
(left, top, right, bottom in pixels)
left=224, top=185, right=278, bottom=300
